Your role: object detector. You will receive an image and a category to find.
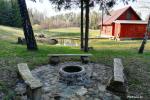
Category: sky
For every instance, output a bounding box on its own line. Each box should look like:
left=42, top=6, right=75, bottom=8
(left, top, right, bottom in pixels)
left=26, top=0, right=81, bottom=17
left=26, top=0, right=150, bottom=19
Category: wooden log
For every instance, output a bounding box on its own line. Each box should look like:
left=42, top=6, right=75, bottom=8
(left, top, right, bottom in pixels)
left=18, top=63, right=42, bottom=100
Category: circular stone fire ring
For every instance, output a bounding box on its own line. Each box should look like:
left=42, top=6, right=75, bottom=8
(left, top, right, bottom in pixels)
left=59, top=65, right=88, bottom=85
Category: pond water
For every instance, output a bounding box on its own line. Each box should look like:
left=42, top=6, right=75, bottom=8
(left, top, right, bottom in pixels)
left=57, top=38, right=80, bottom=47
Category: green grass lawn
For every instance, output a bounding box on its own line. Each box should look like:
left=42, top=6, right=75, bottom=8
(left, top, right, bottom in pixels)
left=0, top=25, right=150, bottom=99
left=34, top=27, right=100, bottom=38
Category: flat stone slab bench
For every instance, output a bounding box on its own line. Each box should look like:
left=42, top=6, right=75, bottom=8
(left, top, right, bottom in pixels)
left=48, top=54, right=93, bottom=65
left=107, top=58, right=127, bottom=97
left=18, top=63, right=42, bottom=100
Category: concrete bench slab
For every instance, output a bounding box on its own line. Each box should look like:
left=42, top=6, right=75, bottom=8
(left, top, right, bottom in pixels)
left=106, top=58, right=127, bottom=97
left=18, top=63, right=42, bottom=100
left=48, top=54, right=93, bottom=57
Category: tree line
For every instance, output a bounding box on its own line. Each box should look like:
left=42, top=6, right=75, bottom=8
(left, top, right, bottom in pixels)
left=0, top=0, right=22, bottom=27
left=0, top=0, right=101, bottom=29
left=28, top=9, right=101, bottom=30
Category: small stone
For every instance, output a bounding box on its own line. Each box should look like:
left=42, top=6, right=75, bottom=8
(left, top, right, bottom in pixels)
left=87, top=97, right=94, bottom=100
left=93, top=72, right=98, bottom=77
left=79, top=96, right=86, bottom=100
left=51, top=79, right=57, bottom=84
left=58, top=86, right=77, bottom=98
left=103, top=93, right=112, bottom=100
left=99, top=92, right=104, bottom=97
left=76, top=87, right=87, bottom=96
left=42, top=94, right=50, bottom=100
left=70, top=97, right=79, bottom=100
left=98, top=84, right=106, bottom=92
left=48, top=92, right=62, bottom=99
left=105, top=93, right=112, bottom=97
left=42, top=87, right=51, bottom=93
left=15, top=83, right=26, bottom=95
left=113, top=95, right=121, bottom=100
left=88, top=88, right=94, bottom=92
left=0, top=92, right=4, bottom=100
left=94, top=98, right=99, bottom=100
left=103, top=96, right=112, bottom=100
left=21, top=95, right=28, bottom=100
left=85, top=95, right=89, bottom=98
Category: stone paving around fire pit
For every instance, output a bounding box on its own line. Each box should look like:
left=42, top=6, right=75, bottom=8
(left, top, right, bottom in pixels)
left=31, top=62, right=121, bottom=100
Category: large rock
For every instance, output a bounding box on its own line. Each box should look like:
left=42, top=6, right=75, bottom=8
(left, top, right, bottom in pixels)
left=48, top=39, right=58, bottom=45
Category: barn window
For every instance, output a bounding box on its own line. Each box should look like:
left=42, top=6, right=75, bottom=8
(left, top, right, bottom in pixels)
left=126, top=11, right=131, bottom=20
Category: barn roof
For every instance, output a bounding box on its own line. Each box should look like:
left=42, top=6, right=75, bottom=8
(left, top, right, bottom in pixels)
left=114, top=20, right=147, bottom=24
left=100, top=6, right=141, bottom=25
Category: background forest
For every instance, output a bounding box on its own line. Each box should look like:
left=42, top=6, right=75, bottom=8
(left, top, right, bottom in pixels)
left=0, top=0, right=101, bottom=30
left=28, top=9, right=101, bottom=29
left=1, top=0, right=149, bottom=30
left=0, top=0, right=22, bottom=27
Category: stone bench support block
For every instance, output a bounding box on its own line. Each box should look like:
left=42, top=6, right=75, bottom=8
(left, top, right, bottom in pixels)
left=48, top=54, right=93, bottom=65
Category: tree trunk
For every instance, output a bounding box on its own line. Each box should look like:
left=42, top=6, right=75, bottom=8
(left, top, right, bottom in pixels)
left=138, top=36, right=147, bottom=54
left=80, top=0, right=84, bottom=50
left=138, top=17, right=150, bottom=54
left=17, top=0, right=38, bottom=50
left=101, top=1, right=104, bottom=34
left=84, top=0, right=89, bottom=52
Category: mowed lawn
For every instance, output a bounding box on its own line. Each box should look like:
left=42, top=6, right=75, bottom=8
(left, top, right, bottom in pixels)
left=0, top=25, right=150, bottom=99
left=34, top=27, right=100, bottom=38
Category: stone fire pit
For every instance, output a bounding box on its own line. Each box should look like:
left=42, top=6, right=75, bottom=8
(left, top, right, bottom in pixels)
left=59, top=65, right=89, bottom=85
left=29, top=62, right=121, bottom=100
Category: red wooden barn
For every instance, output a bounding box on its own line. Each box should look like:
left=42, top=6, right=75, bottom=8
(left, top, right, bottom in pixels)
left=100, top=6, right=148, bottom=39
